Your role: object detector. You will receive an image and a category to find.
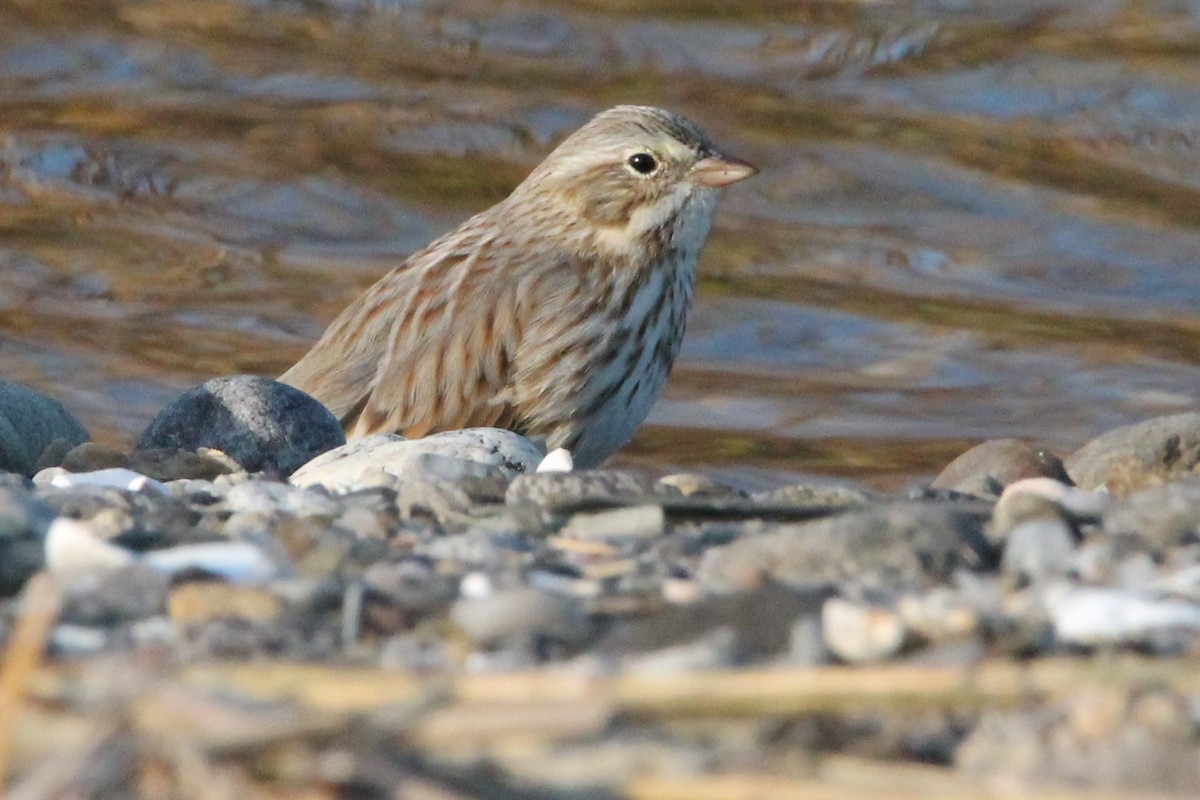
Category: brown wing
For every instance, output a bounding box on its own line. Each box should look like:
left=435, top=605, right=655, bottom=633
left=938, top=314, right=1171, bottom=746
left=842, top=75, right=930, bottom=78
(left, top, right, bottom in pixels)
left=349, top=242, right=522, bottom=439
left=282, top=221, right=522, bottom=439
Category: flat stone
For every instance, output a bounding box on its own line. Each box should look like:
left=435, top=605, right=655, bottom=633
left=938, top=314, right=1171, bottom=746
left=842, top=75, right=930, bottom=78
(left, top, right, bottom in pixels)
left=506, top=470, right=658, bottom=509
left=1066, top=412, right=1200, bottom=494
left=697, top=501, right=995, bottom=592
left=137, top=376, right=345, bottom=476
left=559, top=505, right=666, bottom=540
left=291, top=429, right=540, bottom=492
left=0, top=381, right=89, bottom=476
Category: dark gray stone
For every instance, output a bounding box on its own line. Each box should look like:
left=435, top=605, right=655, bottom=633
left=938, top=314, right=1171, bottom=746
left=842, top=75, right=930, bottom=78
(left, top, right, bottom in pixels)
left=136, top=376, right=345, bottom=476
left=0, top=486, right=55, bottom=595
left=0, top=381, right=89, bottom=476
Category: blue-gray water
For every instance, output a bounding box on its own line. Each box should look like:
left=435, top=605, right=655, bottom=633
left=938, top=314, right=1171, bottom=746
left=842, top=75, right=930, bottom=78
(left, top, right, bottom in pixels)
left=3, top=0, right=1200, bottom=488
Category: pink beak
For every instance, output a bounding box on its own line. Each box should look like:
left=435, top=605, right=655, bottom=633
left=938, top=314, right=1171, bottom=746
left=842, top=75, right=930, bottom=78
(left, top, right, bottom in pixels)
left=691, top=154, right=758, bottom=188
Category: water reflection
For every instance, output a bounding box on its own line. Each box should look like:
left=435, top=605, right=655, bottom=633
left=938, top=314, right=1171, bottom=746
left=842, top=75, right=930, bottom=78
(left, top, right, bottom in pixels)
left=2, top=0, right=1199, bottom=487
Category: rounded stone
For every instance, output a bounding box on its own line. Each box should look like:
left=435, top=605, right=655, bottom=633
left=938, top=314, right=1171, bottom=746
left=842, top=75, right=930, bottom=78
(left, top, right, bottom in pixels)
left=0, top=381, right=90, bottom=476
left=1066, top=412, right=1200, bottom=494
left=932, top=438, right=1070, bottom=494
left=136, top=376, right=345, bottom=476
left=290, top=429, right=540, bottom=492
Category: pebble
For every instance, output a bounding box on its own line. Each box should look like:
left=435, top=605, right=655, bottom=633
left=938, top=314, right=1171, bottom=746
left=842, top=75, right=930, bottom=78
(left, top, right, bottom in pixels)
left=290, top=429, right=541, bottom=491
left=506, top=470, right=659, bottom=509
left=558, top=505, right=666, bottom=541
left=821, top=595, right=908, bottom=663
left=0, top=381, right=90, bottom=476
left=34, top=467, right=169, bottom=494
left=537, top=448, right=574, bottom=473
left=1042, top=584, right=1200, bottom=646
left=450, top=584, right=589, bottom=650
left=44, top=517, right=136, bottom=573
left=137, top=375, right=346, bottom=476
left=60, top=564, right=170, bottom=625
left=142, top=541, right=283, bottom=584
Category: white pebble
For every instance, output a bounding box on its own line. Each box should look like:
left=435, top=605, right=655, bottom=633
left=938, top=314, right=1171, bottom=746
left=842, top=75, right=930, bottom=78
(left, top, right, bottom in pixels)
left=44, top=517, right=136, bottom=574
left=37, top=467, right=168, bottom=495
left=141, top=541, right=280, bottom=585
left=537, top=448, right=574, bottom=473
left=1042, top=585, right=1200, bottom=645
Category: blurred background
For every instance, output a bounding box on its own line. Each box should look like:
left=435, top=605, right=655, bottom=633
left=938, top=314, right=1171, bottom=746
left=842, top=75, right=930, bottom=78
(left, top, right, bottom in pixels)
left=2, top=0, right=1199, bottom=490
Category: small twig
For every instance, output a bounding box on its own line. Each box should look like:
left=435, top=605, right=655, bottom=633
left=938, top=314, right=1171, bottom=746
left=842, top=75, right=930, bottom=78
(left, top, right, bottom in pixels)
left=0, top=573, right=63, bottom=790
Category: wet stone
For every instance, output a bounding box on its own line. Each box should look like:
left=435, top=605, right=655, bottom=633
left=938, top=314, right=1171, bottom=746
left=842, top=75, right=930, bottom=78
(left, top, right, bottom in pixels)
left=0, top=381, right=90, bottom=476
left=932, top=438, right=1070, bottom=494
left=137, top=375, right=345, bottom=477
left=59, top=442, right=130, bottom=473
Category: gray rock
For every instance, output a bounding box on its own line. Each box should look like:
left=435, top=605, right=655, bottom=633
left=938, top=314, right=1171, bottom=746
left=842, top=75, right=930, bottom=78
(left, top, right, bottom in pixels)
left=224, top=480, right=339, bottom=518
left=697, top=501, right=995, bottom=593
left=451, top=583, right=588, bottom=649
left=137, top=376, right=345, bottom=476
left=598, top=583, right=827, bottom=665
left=291, top=429, right=540, bottom=492
left=0, top=381, right=89, bottom=476
left=506, top=470, right=658, bottom=509
left=59, top=563, right=170, bottom=625
left=932, top=438, right=1069, bottom=494
left=1066, top=412, right=1200, bottom=493
left=1102, top=480, right=1200, bottom=553
left=559, top=505, right=666, bottom=541
left=0, top=486, right=55, bottom=595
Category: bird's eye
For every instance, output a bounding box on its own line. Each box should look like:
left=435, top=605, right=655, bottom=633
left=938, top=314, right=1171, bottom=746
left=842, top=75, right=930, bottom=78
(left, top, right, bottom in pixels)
left=626, top=152, right=658, bottom=175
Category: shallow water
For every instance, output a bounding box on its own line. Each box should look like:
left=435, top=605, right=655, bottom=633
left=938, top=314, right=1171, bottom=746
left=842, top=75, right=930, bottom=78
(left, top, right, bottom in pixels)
left=3, top=0, right=1200, bottom=489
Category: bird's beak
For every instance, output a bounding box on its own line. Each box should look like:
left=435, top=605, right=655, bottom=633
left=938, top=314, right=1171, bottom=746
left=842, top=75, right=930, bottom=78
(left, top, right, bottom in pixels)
left=691, top=154, right=758, bottom=188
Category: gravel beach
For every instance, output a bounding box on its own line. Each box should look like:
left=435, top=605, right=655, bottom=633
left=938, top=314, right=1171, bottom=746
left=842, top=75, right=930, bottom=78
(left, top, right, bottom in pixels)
left=4, top=378, right=1200, bottom=797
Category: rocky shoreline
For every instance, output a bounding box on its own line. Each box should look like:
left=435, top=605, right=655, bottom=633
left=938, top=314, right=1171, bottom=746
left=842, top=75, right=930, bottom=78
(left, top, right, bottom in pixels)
left=4, top=376, right=1200, bottom=797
